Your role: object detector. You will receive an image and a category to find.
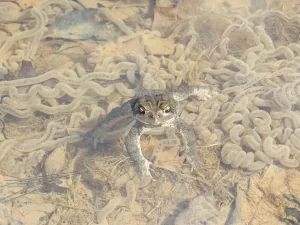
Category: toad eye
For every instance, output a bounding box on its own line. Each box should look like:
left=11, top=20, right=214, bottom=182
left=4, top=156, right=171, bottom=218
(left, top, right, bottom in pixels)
left=163, top=106, right=171, bottom=113
left=139, top=106, right=145, bottom=114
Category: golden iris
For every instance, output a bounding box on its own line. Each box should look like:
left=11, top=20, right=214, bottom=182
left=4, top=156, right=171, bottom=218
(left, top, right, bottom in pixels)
left=139, top=106, right=145, bottom=114
left=163, top=105, right=171, bottom=113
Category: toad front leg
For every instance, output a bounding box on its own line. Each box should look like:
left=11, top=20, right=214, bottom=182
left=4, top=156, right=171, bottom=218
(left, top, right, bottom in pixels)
left=125, top=125, right=153, bottom=182
left=175, top=118, right=198, bottom=168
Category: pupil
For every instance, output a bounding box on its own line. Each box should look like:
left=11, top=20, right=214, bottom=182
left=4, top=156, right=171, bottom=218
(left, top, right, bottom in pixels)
left=139, top=106, right=145, bottom=114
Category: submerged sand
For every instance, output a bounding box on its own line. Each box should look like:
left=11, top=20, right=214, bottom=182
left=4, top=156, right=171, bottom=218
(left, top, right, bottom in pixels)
left=0, top=0, right=299, bottom=224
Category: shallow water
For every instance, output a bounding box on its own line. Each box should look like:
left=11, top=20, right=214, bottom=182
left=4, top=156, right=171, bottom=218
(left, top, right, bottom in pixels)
left=0, top=0, right=300, bottom=224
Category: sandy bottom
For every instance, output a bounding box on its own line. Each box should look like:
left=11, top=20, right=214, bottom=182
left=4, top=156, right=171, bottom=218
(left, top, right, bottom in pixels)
left=0, top=0, right=300, bottom=225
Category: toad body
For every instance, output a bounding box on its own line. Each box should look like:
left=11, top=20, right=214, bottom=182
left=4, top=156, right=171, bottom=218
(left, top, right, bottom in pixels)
left=91, top=85, right=217, bottom=181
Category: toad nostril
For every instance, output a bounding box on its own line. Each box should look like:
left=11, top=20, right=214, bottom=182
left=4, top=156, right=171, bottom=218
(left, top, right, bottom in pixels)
left=149, top=114, right=154, bottom=118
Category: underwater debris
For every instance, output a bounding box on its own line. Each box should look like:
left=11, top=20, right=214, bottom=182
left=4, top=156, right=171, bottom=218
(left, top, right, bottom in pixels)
left=174, top=186, right=236, bottom=225
left=1, top=1, right=300, bottom=224
left=46, top=9, right=120, bottom=41
left=0, top=173, right=77, bottom=203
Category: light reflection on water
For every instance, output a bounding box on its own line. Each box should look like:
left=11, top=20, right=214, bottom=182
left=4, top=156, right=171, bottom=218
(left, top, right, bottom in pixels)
left=0, top=0, right=299, bottom=224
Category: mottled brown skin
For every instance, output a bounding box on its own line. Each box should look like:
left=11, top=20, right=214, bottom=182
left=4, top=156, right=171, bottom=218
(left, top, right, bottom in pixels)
left=92, top=85, right=217, bottom=182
